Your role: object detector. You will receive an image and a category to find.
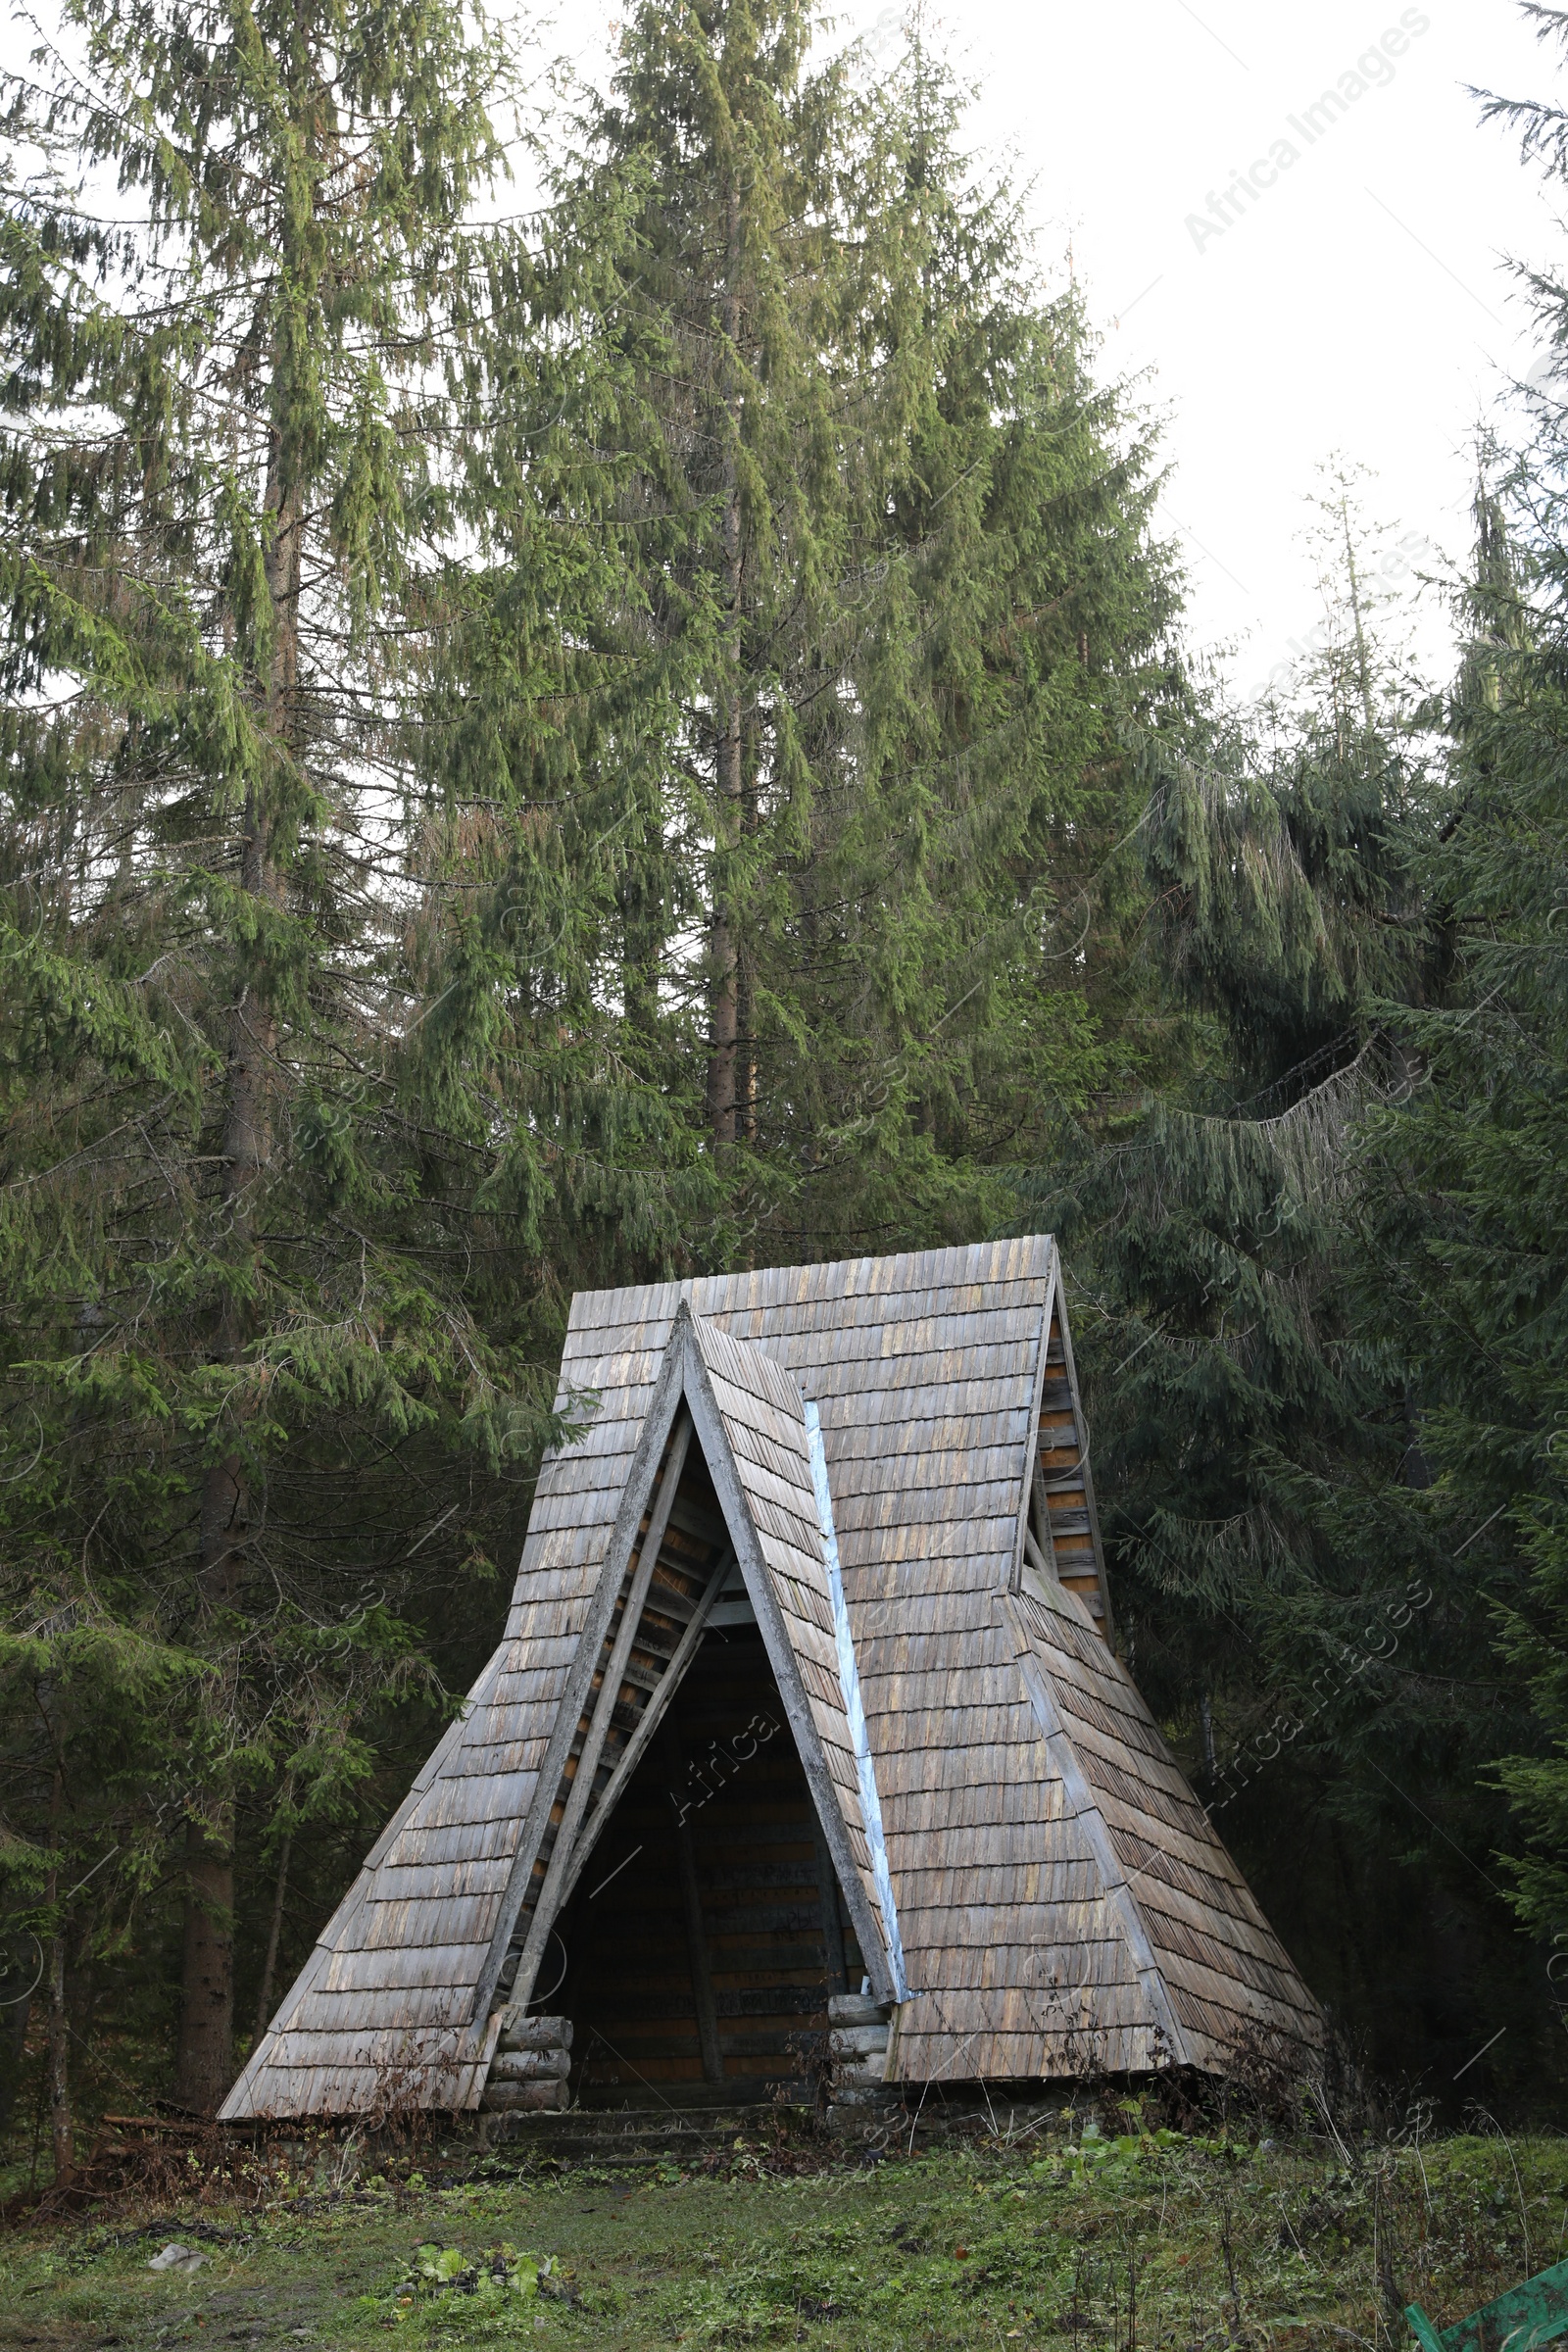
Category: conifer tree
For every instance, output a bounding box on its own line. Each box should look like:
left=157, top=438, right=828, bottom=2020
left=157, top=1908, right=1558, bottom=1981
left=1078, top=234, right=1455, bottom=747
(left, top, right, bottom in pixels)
left=573, top=11, right=1182, bottom=1255
left=772, top=32, right=1181, bottom=1250
left=574, top=0, right=869, bottom=1194
left=0, top=0, right=664, bottom=2119
left=1357, top=61, right=1568, bottom=1948
left=1025, top=490, right=1564, bottom=2089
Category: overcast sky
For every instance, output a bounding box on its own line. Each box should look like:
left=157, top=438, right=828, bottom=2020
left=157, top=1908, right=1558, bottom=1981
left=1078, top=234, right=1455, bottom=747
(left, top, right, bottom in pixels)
left=923, top=0, right=1559, bottom=706
left=548, top=0, right=1563, bottom=705
left=6, top=0, right=1557, bottom=706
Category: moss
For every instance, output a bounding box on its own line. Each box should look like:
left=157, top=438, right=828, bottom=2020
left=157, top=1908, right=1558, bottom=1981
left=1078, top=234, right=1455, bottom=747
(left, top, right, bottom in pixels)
left=1, top=2130, right=1564, bottom=2351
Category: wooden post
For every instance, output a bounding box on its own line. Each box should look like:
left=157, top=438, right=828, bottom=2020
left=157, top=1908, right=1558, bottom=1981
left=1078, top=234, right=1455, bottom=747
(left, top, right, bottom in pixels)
left=812, top=1823, right=848, bottom=1997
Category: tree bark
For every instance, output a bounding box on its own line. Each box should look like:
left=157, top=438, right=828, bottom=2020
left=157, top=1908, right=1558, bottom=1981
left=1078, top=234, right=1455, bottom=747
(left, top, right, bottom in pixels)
left=1338, top=493, right=1377, bottom=737
left=172, top=1808, right=234, bottom=2114
left=737, top=721, right=759, bottom=1144
left=255, top=1825, right=292, bottom=2042
left=170, top=856, right=272, bottom=2111
left=171, top=449, right=299, bottom=2114
left=45, top=1767, right=71, bottom=2190
left=0, top=1982, right=31, bottom=2142
left=1402, top=1387, right=1434, bottom=1491
left=707, top=173, right=744, bottom=1147
left=735, top=949, right=755, bottom=1144
left=620, top=864, right=662, bottom=1045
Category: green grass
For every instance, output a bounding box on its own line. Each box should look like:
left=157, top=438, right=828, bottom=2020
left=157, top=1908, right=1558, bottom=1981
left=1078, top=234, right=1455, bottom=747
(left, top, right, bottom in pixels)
left=0, top=2123, right=1564, bottom=2350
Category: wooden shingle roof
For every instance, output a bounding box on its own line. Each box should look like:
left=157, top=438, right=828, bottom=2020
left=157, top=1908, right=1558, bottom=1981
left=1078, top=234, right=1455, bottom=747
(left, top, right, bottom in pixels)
left=222, top=1236, right=1320, bottom=2121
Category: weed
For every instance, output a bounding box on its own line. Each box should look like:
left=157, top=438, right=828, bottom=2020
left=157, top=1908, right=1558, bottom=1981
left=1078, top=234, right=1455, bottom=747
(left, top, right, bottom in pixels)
left=0, top=2132, right=1565, bottom=2350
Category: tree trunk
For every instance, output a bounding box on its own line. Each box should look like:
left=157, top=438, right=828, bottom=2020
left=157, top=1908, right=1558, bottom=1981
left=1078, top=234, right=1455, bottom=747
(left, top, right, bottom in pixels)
left=1402, top=1387, right=1434, bottom=1491
left=169, top=1128, right=263, bottom=2113
left=45, top=1768, right=71, bottom=2190
left=255, top=1825, right=292, bottom=2042
left=734, top=948, right=755, bottom=1143
left=708, top=174, right=744, bottom=1147
left=1338, top=495, right=1377, bottom=738
left=171, top=453, right=299, bottom=2113
left=172, top=1808, right=236, bottom=2113
left=0, top=1982, right=31, bottom=2142
left=737, top=720, right=759, bottom=1144
left=45, top=1941, right=70, bottom=2190
left=620, top=865, right=662, bottom=1046
left=708, top=853, right=739, bottom=1144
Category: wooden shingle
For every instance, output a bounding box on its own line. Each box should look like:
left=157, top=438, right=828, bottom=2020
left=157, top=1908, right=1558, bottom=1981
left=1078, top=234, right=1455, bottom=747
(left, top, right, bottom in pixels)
left=222, top=1237, right=1321, bottom=2120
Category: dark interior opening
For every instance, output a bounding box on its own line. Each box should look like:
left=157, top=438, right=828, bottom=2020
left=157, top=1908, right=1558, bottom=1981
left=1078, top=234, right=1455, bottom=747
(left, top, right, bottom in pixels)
left=546, top=1442, right=864, bottom=2108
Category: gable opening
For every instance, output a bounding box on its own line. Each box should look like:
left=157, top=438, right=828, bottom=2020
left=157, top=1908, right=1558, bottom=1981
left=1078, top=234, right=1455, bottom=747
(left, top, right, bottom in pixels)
left=1024, top=1290, right=1113, bottom=1641
left=490, top=1406, right=870, bottom=2107
left=553, top=1616, right=864, bottom=2106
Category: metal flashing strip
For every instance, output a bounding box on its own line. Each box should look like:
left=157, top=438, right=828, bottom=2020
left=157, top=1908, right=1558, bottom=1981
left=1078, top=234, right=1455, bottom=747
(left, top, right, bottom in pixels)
left=803, top=1397, right=910, bottom=2000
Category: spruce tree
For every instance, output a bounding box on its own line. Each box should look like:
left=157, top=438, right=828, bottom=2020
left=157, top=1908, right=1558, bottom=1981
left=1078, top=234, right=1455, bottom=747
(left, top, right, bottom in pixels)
left=1321, top=11, right=1568, bottom=2019
left=572, top=11, right=1182, bottom=1257
left=1364, top=441, right=1568, bottom=1952
left=1025, top=489, right=1565, bottom=2092
left=771, top=32, right=1181, bottom=1251
left=0, top=0, right=662, bottom=2119
left=570, top=0, right=863, bottom=1182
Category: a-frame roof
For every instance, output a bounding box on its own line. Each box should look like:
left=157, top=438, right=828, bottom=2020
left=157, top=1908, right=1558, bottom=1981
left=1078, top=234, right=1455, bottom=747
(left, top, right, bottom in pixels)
left=222, top=1237, right=1320, bottom=2121
left=461, top=1302, right=903, bottom=2032
left=677, top=1309, right=904, bottom=1993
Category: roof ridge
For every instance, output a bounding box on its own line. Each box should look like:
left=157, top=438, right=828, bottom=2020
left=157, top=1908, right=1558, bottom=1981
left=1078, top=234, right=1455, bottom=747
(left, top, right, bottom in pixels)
left=683, top=1299, right=808, bottom=1419
left=565, top=1233, right=1056, bottom=1332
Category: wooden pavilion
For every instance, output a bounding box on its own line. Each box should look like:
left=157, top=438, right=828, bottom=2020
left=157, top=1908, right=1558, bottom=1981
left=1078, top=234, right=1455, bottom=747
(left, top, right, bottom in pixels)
left=221, top=1237, right=1322, bottom=2122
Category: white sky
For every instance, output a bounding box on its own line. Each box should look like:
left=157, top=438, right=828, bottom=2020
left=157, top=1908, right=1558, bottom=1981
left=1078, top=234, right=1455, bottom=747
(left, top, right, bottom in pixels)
left=955, top=0, right=1559, bottom=705
left=879, top=0, right=1560, bottom=700
left=6, top=0, right=1559, bottom=706
left=549, top=0, right=1564, bottom=705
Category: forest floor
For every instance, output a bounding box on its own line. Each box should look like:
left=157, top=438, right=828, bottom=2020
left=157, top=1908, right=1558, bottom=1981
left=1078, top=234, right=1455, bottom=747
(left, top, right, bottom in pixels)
left=0, top=2118, right=1562, bottom=2352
